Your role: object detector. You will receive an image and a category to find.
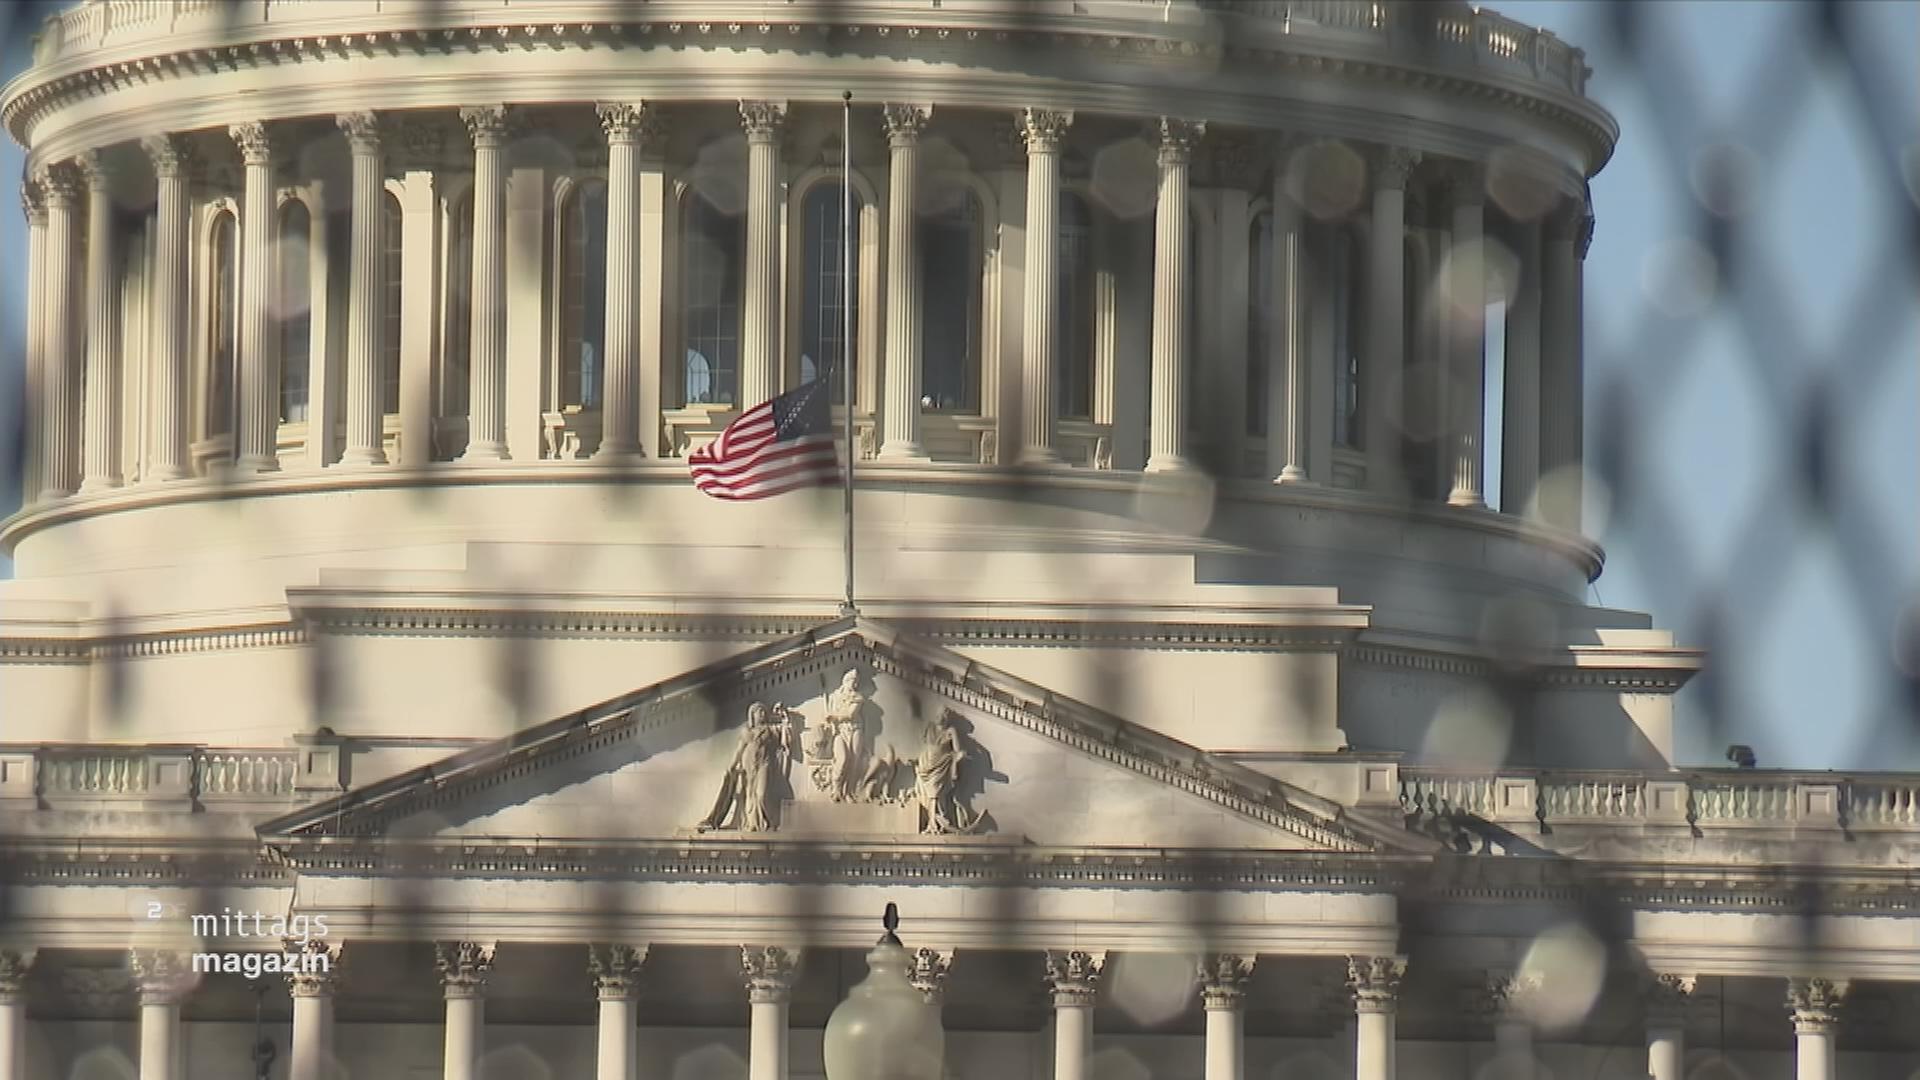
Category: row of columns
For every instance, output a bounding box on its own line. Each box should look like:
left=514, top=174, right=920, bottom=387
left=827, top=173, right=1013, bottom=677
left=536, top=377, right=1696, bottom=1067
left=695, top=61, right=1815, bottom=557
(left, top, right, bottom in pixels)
left=18, top=103, right=1586, bottom=518
left=0, top=946, right=1870, bottom=1080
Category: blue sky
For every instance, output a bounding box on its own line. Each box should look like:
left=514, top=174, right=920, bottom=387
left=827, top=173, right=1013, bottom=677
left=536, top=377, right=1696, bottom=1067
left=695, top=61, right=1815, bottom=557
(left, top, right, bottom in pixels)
left=0, top=2, right=1914, bottom=769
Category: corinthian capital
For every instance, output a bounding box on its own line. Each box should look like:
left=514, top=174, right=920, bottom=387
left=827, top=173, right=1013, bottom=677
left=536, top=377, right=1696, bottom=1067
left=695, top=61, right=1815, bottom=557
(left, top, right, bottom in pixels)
left=587, top=943, right=649, bottom=1000
left=882, top=103, right=933, bottom=147
left=1786, top=977, right=1848, bottom=1035
left=596, top=102, right=659, bottom=145
left=128, top=948, right=196, bottom=1007
left=336, top=111, right=383, bottom=154
left=460, top=105, right=512, bottom=148
left=140, top=134, right=195, bottom=180
left=1347, top=955, right=1407, bottom=1015
left=738, top=100, right=789, bottom=142
left=434, top=940, right=496, bottom=1000
left=1643, top=972, right=1696, bottom=1027
left=35, top=162, right=81, bottom=205
left=228, top=122, right=276, bottom=167
left=742, top=945, right=801, bottom=1004
left=1370, top=146, right=1421, bottom=192
left=1196, top=953, right=1255, bottom=1010
left=75, top=148, right=112, bottom=190
left=283, top=939, right=344, bottom=998
left=0, top=949, right=35, bottom=1005
left=1155, top=118, right=1207, bottom=166
left=910, top=947, right=954, bottom=1004
left=19, top=177, right=45, bottom=225
left=1043, top=949, right=1106, bottom=1007
left=1018, top=108, right=1073, bottom=154
left=1476, top=969, right=1543, bottom=1024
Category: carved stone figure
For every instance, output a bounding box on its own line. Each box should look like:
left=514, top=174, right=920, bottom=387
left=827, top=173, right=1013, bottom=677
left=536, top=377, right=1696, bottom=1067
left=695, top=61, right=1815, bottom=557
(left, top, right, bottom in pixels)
left=821, top=669, right=870, bottom=801
left=913, top=709, right=982, bottom=835
left=697, top=703, right=796, bottom=832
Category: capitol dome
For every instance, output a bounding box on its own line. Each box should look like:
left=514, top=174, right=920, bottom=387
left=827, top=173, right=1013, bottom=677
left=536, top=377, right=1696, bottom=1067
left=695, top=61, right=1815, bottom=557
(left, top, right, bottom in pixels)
left=0, top=3, right=1905, bottom=1080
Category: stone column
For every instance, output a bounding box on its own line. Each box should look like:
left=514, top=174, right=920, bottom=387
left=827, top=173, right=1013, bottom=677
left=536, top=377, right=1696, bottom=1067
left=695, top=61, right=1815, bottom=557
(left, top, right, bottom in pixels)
left=19, top=182, right=46, bottom=506
left=1536, top=198, right=1582, bottom=529
left=589, top=944, right=648, bottom=1080
left=227, top=122, right=281, bottom=473
left=130, top=949, right=193, bottom=1080
left=435, top=941, right=495, bottom=1080
left=0, top=949, right=34, bottom=1080
left=1445, top=163, right=1487, bottom=508
left=596, top=103, right=656, bottom=462
left=396, top=162, right=440, bottom=469
left=1502, top=216, right=1543, bottom=515
left=742, top=946, right=800, bottom=1080
left=458, top=106, right=510, bottom=461
left=1197, top=954, right=1253, bottom=1080
left=141, top=136, right=192, bottom=481
left=1266, top=149, right=1309, bottom=484
left=1146, top=118, right=1204, bottom=474
left=1017, top=108, right=1073, bottom=465
left=878, top=102, right=934, bottom=461
left=337, top=111, right=388, bottom=466
left=1043, top=949, right=1105, bottom=1080
left=36, top=164, right=81, bottom=499
left=739, top=101, right=788, bottom=407
left=909, top=947, right=954, bottom=1006
left=1348, top=956, right=1405, bottom=1080
left=1480, top=971, right=1541, bottom=1080
left=285, top=940, right=344, bottom=1080
left=77, top=150, right=121, bottom=492
left=1786, top=977, right=1847, bottom=1080
left=1643, top=973, right=1694, bottom=1080
left=1364, top=147, right=1419, bottom=497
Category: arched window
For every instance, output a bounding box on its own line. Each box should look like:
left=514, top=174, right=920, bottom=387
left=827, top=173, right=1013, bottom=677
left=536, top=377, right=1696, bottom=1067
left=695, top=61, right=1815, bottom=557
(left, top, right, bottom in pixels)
left=1055, top=191, right=1095, bottom=420
left=207, top=210, right=238, bottom=439
left=278, top=200, right=312, bottom=423
left=681, top=191, right=744, bottom=406
left=1331, top=225, right=1363, bottom=449
left=1246, top=209, right=1273, bottom=438
left=921, top=190, right=984, bottom=413
left=798, top=181, right=862, bottom=402
left=443, top=190, right=474, bottom=425
left=381, top=191, right=403, bottom=415
left=560, top=178, right=608, bottom=410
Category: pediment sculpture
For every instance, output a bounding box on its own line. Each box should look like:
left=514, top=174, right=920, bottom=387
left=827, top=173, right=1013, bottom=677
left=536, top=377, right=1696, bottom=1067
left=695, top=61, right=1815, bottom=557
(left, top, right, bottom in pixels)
left=695, top=702, right=800, bottom=833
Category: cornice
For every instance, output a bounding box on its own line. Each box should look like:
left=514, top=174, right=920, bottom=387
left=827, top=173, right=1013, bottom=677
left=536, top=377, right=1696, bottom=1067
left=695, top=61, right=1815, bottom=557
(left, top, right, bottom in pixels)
left=3, top=12, right=1612, bottom=186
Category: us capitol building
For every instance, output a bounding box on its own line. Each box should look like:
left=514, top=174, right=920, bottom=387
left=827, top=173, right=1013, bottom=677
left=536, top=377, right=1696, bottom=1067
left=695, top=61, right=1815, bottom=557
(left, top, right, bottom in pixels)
left=1, top=2, right=1914, bottom=1079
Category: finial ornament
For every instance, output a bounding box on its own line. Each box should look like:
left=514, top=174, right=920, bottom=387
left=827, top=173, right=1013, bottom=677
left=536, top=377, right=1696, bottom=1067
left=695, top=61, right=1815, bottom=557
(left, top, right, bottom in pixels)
left=881, top=902, right=902, bottom=944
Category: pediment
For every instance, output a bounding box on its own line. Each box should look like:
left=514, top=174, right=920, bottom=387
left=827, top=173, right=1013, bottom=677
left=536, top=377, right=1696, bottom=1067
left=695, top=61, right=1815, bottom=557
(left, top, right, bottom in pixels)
left=259, top=618, right=1410, bottom=858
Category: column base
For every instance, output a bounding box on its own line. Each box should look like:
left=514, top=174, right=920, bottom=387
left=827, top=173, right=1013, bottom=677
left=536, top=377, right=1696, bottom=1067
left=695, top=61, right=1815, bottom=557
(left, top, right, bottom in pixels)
left=77, top=476, right=123, bottom=494
left=143, top=465, right=191, bottom=483
left=592, top=445, right=646, bottom=465
left=1272, top=467, right=1313, bottom=485
left=1144, top=454, right=1194, bottom=474
left=1446, top=489, right=1486, bottom=509
left=457, top=444, right=511, bottom=464
left=233, top=455, right=281, bottom=475
left=875, top=442, right=930, bottom=463
left=1017, top=447, right=1065, bottom=467
left=337, top=450, right=388, bottom=467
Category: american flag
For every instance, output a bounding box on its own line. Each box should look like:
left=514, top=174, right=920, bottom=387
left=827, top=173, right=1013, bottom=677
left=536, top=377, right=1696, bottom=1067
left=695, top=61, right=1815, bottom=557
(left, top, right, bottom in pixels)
left=688, top=375, right=842, bottom=500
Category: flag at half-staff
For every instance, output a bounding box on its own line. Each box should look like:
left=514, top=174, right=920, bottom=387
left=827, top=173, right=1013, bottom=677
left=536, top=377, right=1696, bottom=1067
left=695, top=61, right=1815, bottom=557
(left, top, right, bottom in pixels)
left=687, top=370, right=842, bottom=501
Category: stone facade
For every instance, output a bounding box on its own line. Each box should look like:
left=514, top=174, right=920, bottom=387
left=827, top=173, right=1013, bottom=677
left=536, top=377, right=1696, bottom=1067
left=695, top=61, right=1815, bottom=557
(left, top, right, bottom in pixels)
left=0, top=2, right=1913, bottom=1079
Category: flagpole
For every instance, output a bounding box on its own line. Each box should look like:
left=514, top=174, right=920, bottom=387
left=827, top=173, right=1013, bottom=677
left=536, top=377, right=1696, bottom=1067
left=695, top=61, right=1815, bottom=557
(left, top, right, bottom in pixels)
left=839, top=90, right=857, bottom=617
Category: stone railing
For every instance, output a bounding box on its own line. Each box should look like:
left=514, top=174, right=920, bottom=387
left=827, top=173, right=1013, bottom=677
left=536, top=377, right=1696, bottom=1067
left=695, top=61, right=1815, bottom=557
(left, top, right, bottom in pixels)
left=21, top=0, right=1591, bottom=100
left=1400, top=768, right=1920, bottom=835
left=0, top=741, right=343, bottom=808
